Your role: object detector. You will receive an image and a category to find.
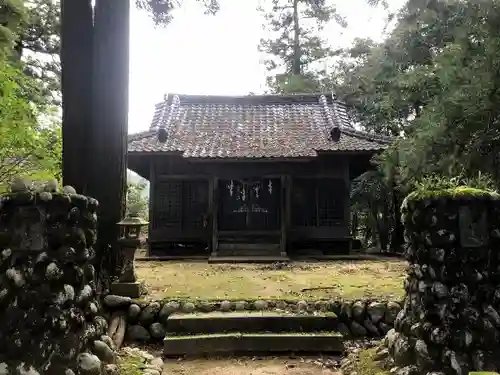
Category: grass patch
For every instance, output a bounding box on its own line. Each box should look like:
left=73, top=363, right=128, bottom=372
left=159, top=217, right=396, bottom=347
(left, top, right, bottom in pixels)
left=117, top=355, right=147, bottom=375
left=136, top=260, right=406, bottom=301
left=353, top=348, right=390, bottom=375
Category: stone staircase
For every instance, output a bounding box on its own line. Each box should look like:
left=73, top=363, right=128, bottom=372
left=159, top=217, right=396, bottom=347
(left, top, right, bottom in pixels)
left=163, top=311, right=344, bottom=356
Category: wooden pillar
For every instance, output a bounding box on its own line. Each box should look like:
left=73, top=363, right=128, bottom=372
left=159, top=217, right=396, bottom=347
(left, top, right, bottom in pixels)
left=279, top=175, right=287, bottom=256
left=211, top=177, right=219, bottom=256
left=344, top=160, right=352, bottom=253
left=282, top=175, right=292, bottom=256
left=60, top=0, right=94, bottom=193
left=148, top=160, right=155, bottom=257
left=90, top=0, right=130, bottom=265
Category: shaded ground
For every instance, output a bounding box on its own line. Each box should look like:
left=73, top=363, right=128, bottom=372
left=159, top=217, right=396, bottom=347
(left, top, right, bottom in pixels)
left=135, top=260, right=406, bottom=300
left=163, top=357, right=340, bottom=375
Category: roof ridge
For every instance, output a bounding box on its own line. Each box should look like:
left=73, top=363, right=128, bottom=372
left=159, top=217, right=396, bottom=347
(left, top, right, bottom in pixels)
left=340, top=127, right=392, bottom=144
left=319, top=94, right=335, bottom=125
left=162, top=92, right=340, bottom=105
left=128, top=130, right=156, bottom=142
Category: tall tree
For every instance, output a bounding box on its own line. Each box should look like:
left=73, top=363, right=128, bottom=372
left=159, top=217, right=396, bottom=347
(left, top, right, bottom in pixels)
left=0, top=3, right=61, bottom=190
left=0, top=0, right=25, bottom=53
left=331, top=0, right=490, bottom=137
left=89, top=0, right=130, bottom=281
left=16, top=0, right=60, bottom=105
left=136, top=0, right=219, bottom=25
left=16, top=0, right=220, bottom=106
left=333, top=0, right=500, bottom=185
left=60, top=0, right=93, bottom=193
left=344, top=0, right=500, bottom=251
left=259, top=0, right=344, bottom=94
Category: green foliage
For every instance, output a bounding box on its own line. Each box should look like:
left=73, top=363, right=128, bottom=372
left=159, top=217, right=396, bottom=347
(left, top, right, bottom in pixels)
left=395, top=1, right=500, bottom=186
left=0, top=2, right=61, bottom=191
left=136, top=0, right=219, bottom=25
left=334, top=0, right=500, bottom=190
left=350, top=170, right=392, bottom=251
left=0, top=58, right=61, bottom=190
left=413, top=173, right=497, bottom=195
left=126, top=180, right=149, bottom=219
left=340, top=0, right=500, bottom=251
left=259, top=0, right=344, bottom=94
left=18, top=0, right=61, bottom=106
left=0, top=0, right=25, bottom=54
left=11, top=0, right=220, bottom=107
left=406, top=173, right=499, bottom=203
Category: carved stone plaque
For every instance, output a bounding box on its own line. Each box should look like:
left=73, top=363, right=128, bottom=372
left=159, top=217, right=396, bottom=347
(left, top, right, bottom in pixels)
left=459, top=206, right=489, bottom=248
left=13, top=207, right=46, bottom=251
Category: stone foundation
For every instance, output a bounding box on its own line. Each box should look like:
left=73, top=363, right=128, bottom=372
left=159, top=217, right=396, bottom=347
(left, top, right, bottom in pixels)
left=0, top=185, right=113, bottom=374
left=387, top=190, right=500, bottom=375
left=102, top=295, right=402, bottom=343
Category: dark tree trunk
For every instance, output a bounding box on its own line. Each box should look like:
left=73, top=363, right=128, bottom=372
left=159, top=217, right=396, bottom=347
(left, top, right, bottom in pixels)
left=91, top=0, right=130, bottom=280
left=351, top=211, right=358, bottom=238
left=389, top=155, right=404, bottom=253
left=391, top=190, right=405, bottom=252
left=60, top=0, right=94, bottom=193
left=292, top=0, right=301, bottom=75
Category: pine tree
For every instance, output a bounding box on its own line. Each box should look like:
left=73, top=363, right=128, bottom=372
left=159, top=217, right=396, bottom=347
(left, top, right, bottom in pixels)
left=16, top=0, right=61, bottom=106
left=259, top=0, right=344, bottom=94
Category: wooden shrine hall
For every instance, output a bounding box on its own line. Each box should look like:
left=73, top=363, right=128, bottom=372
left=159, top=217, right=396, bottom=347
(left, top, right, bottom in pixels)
left=128, top=93, right=391, bottom=260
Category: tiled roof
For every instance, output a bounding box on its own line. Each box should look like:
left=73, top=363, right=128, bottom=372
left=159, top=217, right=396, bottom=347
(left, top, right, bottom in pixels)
left=128, top=93, right=392, bottom=158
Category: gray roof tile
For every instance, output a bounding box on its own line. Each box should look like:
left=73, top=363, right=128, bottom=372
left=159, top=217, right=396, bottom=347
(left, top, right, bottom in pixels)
left=128, top=93, right=391, bottom=158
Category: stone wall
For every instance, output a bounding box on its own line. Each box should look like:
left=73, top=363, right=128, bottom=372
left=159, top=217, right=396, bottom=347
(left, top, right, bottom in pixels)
left=386, top=190, right=500, bottom=375
left=102, top=295, right=402, bottom=343
left=0, top=183, right=114, bottom=375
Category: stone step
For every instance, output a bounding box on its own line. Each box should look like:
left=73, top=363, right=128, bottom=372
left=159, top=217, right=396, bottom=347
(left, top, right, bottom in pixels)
left=218, top=243, right=281, bottom=251
left=163, top=332, right=343, bottom=356
left=166, top=311, right=338, bottom=334
left=215, top=251, right=283, bottom=257
left=216, top=241, right=282, bottom=257
left=208, top=255, right=290, bottom=263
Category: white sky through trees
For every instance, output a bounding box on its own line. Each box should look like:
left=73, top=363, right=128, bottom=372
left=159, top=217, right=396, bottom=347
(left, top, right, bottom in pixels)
left=128, top=0, right=406, bottom=134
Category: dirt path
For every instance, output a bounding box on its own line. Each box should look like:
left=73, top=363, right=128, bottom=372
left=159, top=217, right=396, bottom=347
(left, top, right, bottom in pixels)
left=163, top=358, right=340, bottom=375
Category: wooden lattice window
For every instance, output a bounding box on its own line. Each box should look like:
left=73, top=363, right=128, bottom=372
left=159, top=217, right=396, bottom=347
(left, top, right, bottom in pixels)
left=291, top=178, right=317, bottom=227
left=292, top=178, right=345, bottom=227
left=182, top=181, right=209, bottom=229
left=153, top=180, right=208, bottom=230
left=317, top=178, right=345, bottom=226
left=153, top=181, right=182, bottom=229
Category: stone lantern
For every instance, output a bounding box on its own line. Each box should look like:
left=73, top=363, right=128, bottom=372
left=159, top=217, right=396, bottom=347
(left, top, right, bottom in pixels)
left=110, top=212, right=148, bottom=298
left=118, top=215, right=148, bottom=242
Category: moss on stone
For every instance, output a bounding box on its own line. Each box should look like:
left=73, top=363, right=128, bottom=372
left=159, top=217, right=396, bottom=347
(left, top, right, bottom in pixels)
left=403, top=186, right=500, bottom=208
left=117, top=355, right=146, bottom=375
left=166, top=332, right=342, bottom=339
left=353, top=348, right=390, bottom=375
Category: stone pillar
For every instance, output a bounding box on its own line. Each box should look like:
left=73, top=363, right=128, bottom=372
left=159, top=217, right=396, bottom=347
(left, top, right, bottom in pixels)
left=0, top=182, right=109, bottom=374
left=387, top=190, right=500, bottom=375
left=110, top=238, right=146, bottom=298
